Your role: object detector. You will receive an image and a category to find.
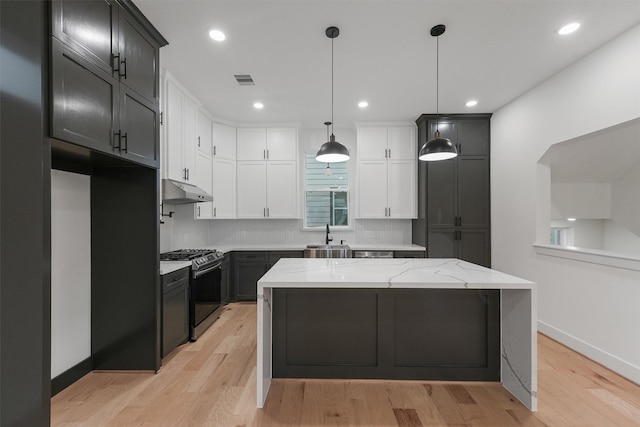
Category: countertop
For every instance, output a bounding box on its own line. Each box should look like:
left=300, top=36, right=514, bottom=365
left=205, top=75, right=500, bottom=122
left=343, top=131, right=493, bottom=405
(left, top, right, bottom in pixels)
left=258, top=258, right=535, bottom=290
left=160, top=243, right=426, bottom=275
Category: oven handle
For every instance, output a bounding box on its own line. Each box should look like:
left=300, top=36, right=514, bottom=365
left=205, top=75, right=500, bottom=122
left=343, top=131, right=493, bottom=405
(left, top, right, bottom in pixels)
left=192, top=262, right=222, bottom=278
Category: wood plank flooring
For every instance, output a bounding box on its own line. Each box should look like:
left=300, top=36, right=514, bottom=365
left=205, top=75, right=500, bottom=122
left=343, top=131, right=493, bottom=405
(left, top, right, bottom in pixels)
left=51, top=302, right=640, bottom=426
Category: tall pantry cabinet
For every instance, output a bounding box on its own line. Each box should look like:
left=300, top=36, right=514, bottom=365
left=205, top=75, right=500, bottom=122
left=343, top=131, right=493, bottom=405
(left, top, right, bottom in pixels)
left=412, top=114, right=492, bottom=267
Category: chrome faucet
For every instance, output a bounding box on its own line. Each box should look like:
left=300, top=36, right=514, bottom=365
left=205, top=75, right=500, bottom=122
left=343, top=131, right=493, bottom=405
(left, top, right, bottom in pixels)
left=325, top=224, right=333, bottom=245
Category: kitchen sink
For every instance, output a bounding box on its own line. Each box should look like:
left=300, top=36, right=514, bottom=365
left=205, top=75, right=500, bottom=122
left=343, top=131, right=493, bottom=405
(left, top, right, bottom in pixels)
left=304, top=244, right=352, bottom=258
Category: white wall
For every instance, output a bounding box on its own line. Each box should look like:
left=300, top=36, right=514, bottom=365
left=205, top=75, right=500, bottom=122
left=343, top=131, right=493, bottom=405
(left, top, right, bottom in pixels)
left=612, top=162, right=640, bottom=237
left=550, top=182, right=611, bottom=219
left=51, top=170, right=91, bottom=378
left=492, top=24, right=640, bottom=383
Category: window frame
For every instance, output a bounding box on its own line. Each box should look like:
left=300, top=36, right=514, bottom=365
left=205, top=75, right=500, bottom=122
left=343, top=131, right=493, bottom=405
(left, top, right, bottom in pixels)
left=303, top=153, right=351, bottom=230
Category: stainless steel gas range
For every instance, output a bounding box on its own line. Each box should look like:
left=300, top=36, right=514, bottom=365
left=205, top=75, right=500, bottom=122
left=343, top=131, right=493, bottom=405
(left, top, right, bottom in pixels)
left=160, top=249, right=225, bottom=340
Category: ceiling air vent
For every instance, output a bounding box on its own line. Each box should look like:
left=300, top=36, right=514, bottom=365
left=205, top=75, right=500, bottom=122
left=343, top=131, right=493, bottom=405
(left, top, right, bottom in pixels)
left=234, top=74, right=255, bottom=86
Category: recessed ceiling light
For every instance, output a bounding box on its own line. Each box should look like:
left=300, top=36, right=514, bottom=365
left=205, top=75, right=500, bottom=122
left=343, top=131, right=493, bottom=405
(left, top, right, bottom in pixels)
left=358, top=101, right=368, bottom=108
left=253, top=102, right=264, bottom=109
left=465, top=99, right=478, bottom=107
left=208, top=29, right=226, bottom=41
left=558, top=22, right=580, bottom=35
left=567, top=217, right=577, bottom=221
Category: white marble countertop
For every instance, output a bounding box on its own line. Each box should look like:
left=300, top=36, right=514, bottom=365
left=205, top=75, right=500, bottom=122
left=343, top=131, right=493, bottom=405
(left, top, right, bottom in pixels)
left=159, top=261, right=191, bottom=275
left=258, top=258, right=534, bottom=290
left=210, top=243, right=426, bottom=253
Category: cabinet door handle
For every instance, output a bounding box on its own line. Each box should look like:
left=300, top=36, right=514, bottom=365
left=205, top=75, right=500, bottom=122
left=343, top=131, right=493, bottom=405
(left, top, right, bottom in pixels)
left=122, top=132, right=128, bottom=153
left=197, top=206, right=201, bottom=217
left=458, top=216, right=462, bottom=227
left=183, top=168, right=188, bottom=181
left=213, top=146, right=216, bottom=156
left=388, top=207, right=391, bottom=217
left=113, top=131, right=122, bottom=151
left=214, top=207, right=217, bottom=217
left=267, top=149, right=270, bottom=159
left=263, top=149, right=266, bottom=159
left=267, top=207, right=270, bottom=217
left=457, top=143, right=461, bottom=154
left=388, top=148, right=391, bottom=158
left=263, top=207, right=266, bottom=217
left=119, top=57, right=127, bottom=79
left=197, top=136, right=201, bottom=147
left=112, top=54, right=120, bottom=75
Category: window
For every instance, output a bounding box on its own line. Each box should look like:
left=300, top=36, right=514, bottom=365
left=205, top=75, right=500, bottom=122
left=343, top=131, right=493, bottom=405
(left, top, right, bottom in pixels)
left=305, top=154, right=348, bottom=228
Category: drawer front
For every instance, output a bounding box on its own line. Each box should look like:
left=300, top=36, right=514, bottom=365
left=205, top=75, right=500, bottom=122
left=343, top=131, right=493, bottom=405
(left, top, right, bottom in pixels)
left=268, top=250, right=304, bottom=264
left=161, top=267, right=189, bottom=292
left=234, top=251, right=268, bottom=262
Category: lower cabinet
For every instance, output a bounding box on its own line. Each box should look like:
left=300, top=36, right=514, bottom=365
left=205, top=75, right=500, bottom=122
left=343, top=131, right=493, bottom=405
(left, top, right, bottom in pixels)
left=233, top=252, right=268, bottom=301
left=161, top=267, right=190, bottom=358
left=221, top=254, right=230, bottom=304
left=232, top=250, right=304, bottom=301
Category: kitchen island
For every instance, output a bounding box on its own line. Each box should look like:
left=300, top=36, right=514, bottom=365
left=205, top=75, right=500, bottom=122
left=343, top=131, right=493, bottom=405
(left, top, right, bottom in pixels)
left=257, top=258, right=537, bottom=410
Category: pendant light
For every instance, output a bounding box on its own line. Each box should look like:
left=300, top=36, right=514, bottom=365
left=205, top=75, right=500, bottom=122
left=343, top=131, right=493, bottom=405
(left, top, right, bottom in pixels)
left=418, top=24, right=457, bottom=161
left=316, top=26, right=350, bottom=163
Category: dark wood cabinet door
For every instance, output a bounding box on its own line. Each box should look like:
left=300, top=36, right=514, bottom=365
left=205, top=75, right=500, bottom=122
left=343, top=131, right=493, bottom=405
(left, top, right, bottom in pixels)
left=51, top=0, right=118, bottom=76
left=426, top=159, right=456, bottom=228
left=119, top=86, right=159, bottom=168
left=268, top=251, right=304, bottom=268
left=457, top=157, right=489, bottom=229
left=233, top=252, right=268, bottom=301
left=162, top=284, right=189, bottom=357
left=234, top=262, right=267, bottom=301
left=118, top=9, right=159, bottom=103
left=457, top=120, right=490, bottom=156
left=51, top=38, right=119, bottom=154
left=458, top=230, right=490, bottom=267
left=427, top=231, right=456, bottom=259
left=221, top=258, right=230, bottom=304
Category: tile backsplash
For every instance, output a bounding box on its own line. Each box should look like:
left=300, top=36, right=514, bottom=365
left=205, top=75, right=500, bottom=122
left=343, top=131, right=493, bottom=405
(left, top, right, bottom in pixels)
left=160, top=203, right=412, bottom=252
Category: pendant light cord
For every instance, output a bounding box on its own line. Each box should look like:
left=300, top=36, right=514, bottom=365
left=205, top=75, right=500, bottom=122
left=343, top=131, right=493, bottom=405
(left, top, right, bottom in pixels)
left=435, top=34, right=439, bottom=133
left=331, top=37, right=334, bottom=135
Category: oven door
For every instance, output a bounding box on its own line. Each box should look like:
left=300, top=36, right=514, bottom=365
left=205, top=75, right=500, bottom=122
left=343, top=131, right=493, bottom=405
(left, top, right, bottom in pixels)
left=190, top=261, right=223, bottom=340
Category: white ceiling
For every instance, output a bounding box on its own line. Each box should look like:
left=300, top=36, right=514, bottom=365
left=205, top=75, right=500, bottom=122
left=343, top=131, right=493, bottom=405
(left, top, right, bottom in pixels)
left=135, top=0, right=640, bottom=129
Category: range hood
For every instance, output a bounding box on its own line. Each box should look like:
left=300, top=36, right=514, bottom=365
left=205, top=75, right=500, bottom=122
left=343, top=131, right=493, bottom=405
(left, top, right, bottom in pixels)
left=162, top=179, right=213, bottom=204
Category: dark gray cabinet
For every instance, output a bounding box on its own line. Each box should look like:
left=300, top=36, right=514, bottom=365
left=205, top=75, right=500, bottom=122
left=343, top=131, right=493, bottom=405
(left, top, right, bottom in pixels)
left=232, top=250, right=304, bottom=301
left=221, top=254, right=230, bottom=304
left=233, top=252, right=268, bottom=301
left=50, top=0, right=165, bottom=168
left=394, top=251, right=426, bottom=258
left=414, top=114, right=491, bottom=267
left=161, top=267, right=189, bottom=357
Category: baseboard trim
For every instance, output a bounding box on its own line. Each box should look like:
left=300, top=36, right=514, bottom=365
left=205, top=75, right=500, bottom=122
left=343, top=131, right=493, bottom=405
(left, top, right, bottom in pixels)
left=537, top=320, right=640, bottom=385
left=51, top=356, right=93, bottom=396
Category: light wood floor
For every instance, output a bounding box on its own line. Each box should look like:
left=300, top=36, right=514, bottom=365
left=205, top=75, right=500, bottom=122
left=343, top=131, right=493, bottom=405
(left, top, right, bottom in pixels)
left=51, top=302, right=640, bottom=426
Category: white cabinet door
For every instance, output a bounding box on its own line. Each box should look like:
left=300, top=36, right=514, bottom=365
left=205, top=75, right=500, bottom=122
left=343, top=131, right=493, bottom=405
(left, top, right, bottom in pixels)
left=357, top=128, right=388, bottom=160
left=196, top=109, right=212, bottom=157
left=358, top=160, right=388, bottom=218
left=212, top=157, right=235, bottom=219
left=236, top=128, right=266, bottom=160
left=388, top=127, right=416, bottom=160
left=237, top=161, right=267, bottom=218
left=212, top=122, right=236, bottom=160
left=165, top=80, right=184, bottom=182
left=182, top=97, right=197, bottom=183
left=194, top=150, right=213, bottom=219
left=266, top=161, right=297, bottom=218
left=388, top=159, right=415, bottom=218
left=266, top=128, right=297, bottom=161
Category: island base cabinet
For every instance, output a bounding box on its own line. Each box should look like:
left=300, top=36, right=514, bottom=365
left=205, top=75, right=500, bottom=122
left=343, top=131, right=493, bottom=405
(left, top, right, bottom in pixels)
left=273, top=288, right=500, bottom=381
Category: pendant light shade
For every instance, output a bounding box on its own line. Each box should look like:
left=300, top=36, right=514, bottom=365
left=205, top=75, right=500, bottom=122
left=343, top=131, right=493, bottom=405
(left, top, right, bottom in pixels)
left=316, top=26, right=350, bottom=163
left=419, top=24, right=457, bottom=162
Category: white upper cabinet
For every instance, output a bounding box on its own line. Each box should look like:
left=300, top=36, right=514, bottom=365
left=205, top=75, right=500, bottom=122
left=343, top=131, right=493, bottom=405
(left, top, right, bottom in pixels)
left=357, top=126, right=416, bottom=160
left=356, top=124, right=417, bottom=219
left=194, top=150, right=213, bottom=219
left=237, top=127, right=297, bottom=161
left=236, top=127, right=298, bottom=219
left=196, top=109, right=212, bottom=157
left=162, top=73, right=197, bottom=183
left=212, top=158, right=236, bottom=218
left=212, top=122, right=236, bottom=160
